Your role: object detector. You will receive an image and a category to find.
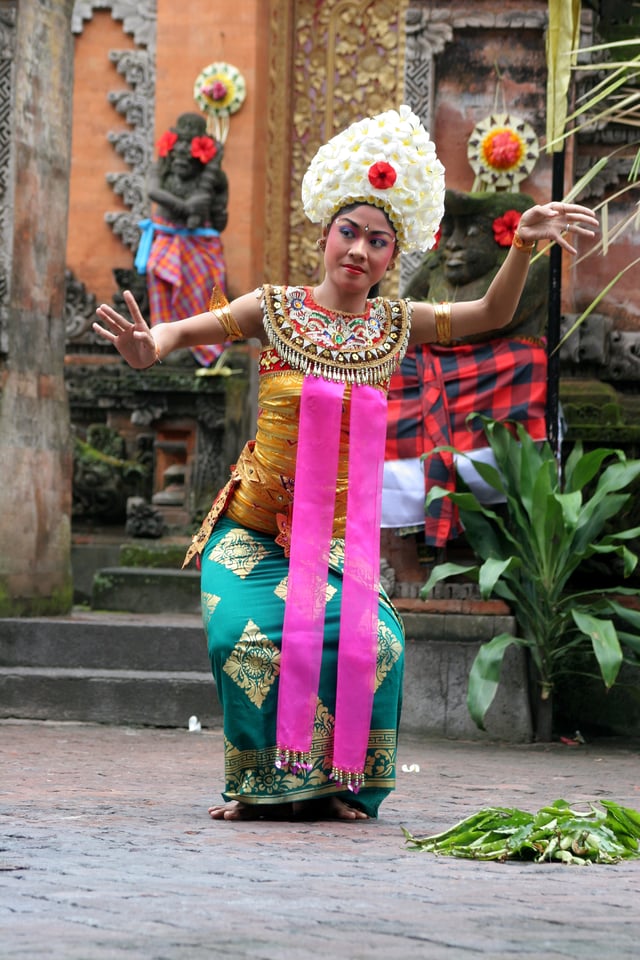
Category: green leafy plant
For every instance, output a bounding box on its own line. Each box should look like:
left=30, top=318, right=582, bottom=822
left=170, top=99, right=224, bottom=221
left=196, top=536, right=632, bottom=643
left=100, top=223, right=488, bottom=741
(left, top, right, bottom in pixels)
left=421, top=417, right=640, bottom=740
left=403, top=798, right=640, bottom=864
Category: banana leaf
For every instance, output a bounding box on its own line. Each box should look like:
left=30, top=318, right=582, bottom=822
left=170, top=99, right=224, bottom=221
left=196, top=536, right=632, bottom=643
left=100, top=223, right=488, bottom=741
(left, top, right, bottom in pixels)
left=403, top=800, right=640, bottom=864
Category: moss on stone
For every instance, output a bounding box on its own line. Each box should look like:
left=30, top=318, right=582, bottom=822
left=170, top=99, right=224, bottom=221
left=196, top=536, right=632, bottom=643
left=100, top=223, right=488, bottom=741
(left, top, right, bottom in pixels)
left=119, top=544, right=187, bottom=569
left=0, top=579, right=73, bottom=617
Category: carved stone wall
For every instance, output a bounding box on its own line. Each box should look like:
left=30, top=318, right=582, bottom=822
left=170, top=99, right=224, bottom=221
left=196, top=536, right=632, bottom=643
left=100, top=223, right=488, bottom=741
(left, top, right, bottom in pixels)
left=0, top=1, right=16, bottom=354
left=71, top=1, right=156, bottom=281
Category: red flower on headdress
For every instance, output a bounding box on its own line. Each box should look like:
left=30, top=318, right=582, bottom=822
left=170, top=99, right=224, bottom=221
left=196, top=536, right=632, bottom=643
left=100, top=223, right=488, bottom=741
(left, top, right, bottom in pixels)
left=156, top=130, right=178, bottom=157
left=368, top=161, right=397, bottom=190
left=191, top=136, right=218, bottom=164
left=432, top=226, right=442, bottom=250
left=493, top=210, right=522, bottom=247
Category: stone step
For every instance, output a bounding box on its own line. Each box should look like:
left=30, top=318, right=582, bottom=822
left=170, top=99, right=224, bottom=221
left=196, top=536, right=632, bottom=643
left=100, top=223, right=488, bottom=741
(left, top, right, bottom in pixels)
left=0, top=608, right=532, bottom=740
left=0, top=611, right=216, bottom=727
left=0, top=611, right=207, bottom=672
left=91, top=567, right=201, bottom=615
left=0, top=666, right=219, bottom=727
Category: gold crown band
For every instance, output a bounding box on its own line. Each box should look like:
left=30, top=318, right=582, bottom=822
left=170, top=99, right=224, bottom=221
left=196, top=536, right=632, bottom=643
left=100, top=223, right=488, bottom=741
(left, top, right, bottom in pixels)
left=434, top=301, right=452, bottom=344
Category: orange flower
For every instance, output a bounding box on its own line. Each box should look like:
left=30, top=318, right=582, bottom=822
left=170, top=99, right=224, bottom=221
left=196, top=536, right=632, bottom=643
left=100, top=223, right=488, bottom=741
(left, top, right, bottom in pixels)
left=481, top=128, right=524, bottom=171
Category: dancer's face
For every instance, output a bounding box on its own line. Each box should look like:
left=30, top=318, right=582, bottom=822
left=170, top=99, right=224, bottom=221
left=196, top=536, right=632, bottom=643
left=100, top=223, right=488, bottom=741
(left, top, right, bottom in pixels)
left=323, top=205, right=397, bottom=294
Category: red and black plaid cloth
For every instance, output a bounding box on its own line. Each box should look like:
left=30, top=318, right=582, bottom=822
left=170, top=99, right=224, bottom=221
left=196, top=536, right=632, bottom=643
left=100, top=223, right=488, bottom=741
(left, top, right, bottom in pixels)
left=385, top=338, right=548, bottom=545
left=147, top=221, right=227, bottom=367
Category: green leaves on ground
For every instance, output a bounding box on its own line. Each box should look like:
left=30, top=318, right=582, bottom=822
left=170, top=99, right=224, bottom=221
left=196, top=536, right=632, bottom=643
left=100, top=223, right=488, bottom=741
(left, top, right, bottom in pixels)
left=403, top=799, right=640, bottom=865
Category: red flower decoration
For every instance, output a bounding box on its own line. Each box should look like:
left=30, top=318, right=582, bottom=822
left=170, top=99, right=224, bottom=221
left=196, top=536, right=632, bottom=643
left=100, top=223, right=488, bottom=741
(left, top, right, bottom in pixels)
left=190, top=136, right=217, bottom=164
left=156, top=130, right=178, bottom=157
left=493, top=210, right=522, bottom=247
left=205, top=80, right=228, bottom=101
left=482, top=129, right=524, bottom=170
left=368, top=161, right=397, bottom=190
left=432, top=226, right=442, bottom=250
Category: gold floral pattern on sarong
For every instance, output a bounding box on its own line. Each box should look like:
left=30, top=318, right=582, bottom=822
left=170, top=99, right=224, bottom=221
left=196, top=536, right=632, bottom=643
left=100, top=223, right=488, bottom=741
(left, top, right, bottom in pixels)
left=208, top=527, right=267, bottom=579
left=223, top=716, right=397, bottom=802
left=375, top=620, right=403, bottom=691
left=274, top=575, right=336, bottom=604
left=222, top=620, right=280, bottom=708
left=364, top=731, right=397, bottom=781
left=224, top=699, right=335, bottom=800
left=201, top=592, right=221, bottom=628
left=328, top=539, right=345, bottom=568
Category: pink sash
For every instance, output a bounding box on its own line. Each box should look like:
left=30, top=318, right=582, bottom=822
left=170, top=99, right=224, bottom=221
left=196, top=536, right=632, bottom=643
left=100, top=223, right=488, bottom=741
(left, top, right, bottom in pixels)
left=276, top=375, right=387, bottom=792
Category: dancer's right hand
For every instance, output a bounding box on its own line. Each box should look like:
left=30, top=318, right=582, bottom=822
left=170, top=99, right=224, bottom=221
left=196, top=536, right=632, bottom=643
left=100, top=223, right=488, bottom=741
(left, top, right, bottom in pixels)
left=93, top=290, right=160, bottom=369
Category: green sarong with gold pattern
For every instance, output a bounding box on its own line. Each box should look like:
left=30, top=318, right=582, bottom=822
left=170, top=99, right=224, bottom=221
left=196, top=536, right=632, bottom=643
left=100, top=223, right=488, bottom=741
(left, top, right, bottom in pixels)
left=201, top=516, right=405, bottom=818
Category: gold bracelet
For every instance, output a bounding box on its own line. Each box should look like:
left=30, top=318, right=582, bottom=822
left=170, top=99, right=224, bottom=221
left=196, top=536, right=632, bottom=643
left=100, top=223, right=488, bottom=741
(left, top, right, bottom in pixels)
left=512, top=231, right=536, bottom=253
left=433, top=301, right=452, bottom=344
left=209, top=283, right=244, bottom=340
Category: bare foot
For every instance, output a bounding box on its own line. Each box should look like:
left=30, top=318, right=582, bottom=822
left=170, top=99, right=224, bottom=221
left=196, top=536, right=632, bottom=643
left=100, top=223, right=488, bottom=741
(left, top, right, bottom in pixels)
left=293, top=797, right=369, bottom=821
left=208, top=801, right=294, bottom=821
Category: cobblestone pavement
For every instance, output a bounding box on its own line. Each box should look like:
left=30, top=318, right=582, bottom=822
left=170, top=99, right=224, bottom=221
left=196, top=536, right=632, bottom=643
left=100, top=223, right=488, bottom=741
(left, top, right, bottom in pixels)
left=2, top=719, right=639, bottom=960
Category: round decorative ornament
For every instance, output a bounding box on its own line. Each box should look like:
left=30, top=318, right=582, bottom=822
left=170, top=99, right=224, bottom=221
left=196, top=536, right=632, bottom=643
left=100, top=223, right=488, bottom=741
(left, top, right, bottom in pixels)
left=194, top=61, right=247, bottom=143
left=467, top=113, right=539, bottom=191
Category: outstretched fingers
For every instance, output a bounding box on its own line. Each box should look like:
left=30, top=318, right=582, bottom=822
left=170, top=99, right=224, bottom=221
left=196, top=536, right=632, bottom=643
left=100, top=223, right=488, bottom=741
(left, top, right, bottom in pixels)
left=93, top=290, right=157, bottom=368
left=521, top=201, right=599, bottom=255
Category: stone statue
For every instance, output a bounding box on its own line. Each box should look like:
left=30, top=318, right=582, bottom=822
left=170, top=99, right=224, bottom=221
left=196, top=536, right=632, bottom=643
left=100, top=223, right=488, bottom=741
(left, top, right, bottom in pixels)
left=383, top=190, right=550, bottom=556
left=403, top=189, right=549, bottom=339
left=147, top=112, right=228, bottom=232
left=135, top=112, right=229, bottom=366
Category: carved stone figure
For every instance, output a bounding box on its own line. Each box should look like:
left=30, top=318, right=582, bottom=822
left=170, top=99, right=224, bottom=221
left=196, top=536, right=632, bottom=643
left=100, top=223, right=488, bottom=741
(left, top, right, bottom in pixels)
left=135, top=112, right=229, bottom=366
left=403, top=189, right=549, bottom=339
left=147, top=112, right=228, bottom=232
left=383, top=190, right=550, bottom=554
left=125, top=497, right=167, bottom=539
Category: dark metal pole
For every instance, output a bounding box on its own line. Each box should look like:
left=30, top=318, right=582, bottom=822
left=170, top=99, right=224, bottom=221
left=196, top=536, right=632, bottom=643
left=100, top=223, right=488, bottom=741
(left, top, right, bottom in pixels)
left=546, top=148, right=566, bottom=456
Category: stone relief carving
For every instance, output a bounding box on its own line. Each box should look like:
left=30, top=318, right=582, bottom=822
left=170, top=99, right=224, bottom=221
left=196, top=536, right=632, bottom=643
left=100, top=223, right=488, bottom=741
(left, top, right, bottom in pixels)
left=559, top=313, right=640, bottom=383
left=71, top=3, right=156, bottom=257
left=65, top=270, right=99, bottom=344
left=104, top=49, right=155, bottom=251
left=0, top=2, right=16, bottom=352
left=72, top=1, right=157, bottom=53
left=285, top=0, right=407, bottom=288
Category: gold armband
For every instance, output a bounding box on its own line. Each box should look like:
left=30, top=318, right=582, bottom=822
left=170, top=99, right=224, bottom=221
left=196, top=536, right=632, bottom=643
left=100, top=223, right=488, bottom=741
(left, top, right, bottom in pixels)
left=433, top=301, right=452, bottom=344
left=209, top=284, right=244, bottom=341
left=512, top=231, right=536, bottom=253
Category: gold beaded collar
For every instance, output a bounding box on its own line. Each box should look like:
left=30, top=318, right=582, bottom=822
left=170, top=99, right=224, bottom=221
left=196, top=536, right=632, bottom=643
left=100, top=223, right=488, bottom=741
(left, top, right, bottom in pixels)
left=260, top=285, right=411, bottom=385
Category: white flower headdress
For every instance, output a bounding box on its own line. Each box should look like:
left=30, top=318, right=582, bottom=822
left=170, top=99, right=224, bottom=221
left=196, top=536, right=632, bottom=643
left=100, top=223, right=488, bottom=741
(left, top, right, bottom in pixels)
left=301, top=105, right=445, bottom=254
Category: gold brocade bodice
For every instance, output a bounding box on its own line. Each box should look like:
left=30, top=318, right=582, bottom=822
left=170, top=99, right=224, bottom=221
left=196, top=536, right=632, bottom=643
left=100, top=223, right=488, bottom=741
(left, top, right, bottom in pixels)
left=183, top=286, right=411, bottom=564
left=225, top=285, right=411, bottom=538
left=226, top=366, right=357, bottom=537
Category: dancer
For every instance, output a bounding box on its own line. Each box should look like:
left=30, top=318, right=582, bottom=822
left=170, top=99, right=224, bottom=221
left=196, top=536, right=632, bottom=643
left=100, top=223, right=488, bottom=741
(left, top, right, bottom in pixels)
left=94, top=106, right=597, bottom=821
